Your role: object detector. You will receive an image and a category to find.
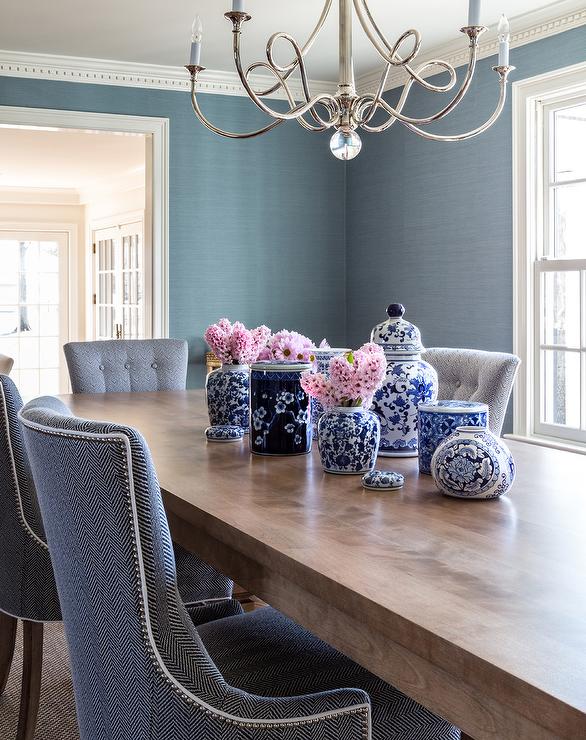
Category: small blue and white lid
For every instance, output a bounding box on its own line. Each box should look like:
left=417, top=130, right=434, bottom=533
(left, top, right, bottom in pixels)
left=361, top=470, right=405, bottom=490
left=370, top=304, right=424, bottom=354
left=205, top=425, right=245, bottom=442
left=418, top=400, right=489, bottom=415
left=250, top=361, right=312, bottom=373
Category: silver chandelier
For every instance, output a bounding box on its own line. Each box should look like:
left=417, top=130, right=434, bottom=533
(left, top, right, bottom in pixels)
left=185, top=0, right=515, bottom=160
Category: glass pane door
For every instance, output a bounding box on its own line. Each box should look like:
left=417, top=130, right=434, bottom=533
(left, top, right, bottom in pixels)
left=0, top=232, right=69, bottom=398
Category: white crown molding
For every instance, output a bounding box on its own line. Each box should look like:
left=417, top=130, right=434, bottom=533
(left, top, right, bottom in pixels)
left=356, top=0, right=586, bottom=94
left=0, top=49, right=335, bottom=100
left=0, top=1, right=584, bottom=100
left=0, top=186, right=81, bottom=205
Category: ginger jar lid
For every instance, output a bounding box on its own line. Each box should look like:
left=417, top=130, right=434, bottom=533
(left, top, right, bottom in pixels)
left=370, top=304, right=424, bottom=354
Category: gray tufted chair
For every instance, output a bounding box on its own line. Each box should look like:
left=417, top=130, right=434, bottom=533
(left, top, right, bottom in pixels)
left=421, top=348, right=521, bottom=436
left=63, top=339, right=189, bottom=394
left=20, top=402, right=459, bottom=740
left=0, top=354, right=14, bottom=375
left=0, top=376, right=63, bottom=740
left=63, top=338, right=233, bottom=606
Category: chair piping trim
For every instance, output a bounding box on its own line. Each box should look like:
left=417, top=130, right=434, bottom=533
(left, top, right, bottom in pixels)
left=19, top=417, right=372, bottom=737
left=1, top=384, right=48, bottom=550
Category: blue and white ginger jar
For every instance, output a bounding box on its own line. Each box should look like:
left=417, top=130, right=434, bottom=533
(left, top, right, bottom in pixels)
left=370, top=304, right=437, bottom=457
left=431, top=426, right=516, bottom=499
left=418, top=400, right=489, bottom=475
left=311, top=348, right=351, bottom=430
left=318, top=406, right=380, bottom=475
left=250, top=362, right=312, bottom=456
left=205, top=364, right=249, bottom=431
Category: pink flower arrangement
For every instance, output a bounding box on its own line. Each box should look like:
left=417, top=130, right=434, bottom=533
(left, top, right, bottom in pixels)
left=301, top=343, right=386, bottom=408
left=258, top=330, right=316, bottom=363
left=204, top=318, right=271, bottom=365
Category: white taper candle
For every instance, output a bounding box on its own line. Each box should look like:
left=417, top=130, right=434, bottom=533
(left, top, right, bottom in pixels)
left=190, top=15, right=203, bottom=66
left=497, top=14, right=510, bottom=66
left=468, top=0, right=481, bottom=26
left=232, top=0, right=245, bottom=11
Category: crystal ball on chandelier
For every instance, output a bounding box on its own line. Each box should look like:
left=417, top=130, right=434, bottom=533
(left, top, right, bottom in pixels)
left=330, top=129, right=362, bottom=161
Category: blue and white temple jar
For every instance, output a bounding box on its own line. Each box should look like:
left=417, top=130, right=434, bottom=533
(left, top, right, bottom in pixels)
left=370, top=304, right=438, bottom=457
left=250, top=362, right=312, bottom=456
left=431, top=427, right=516, bottom=499
left=418, top=400, right=489, bottom=475
left=311, top=348, right=351, bottom=430
left=317, top=407, right=380, bottom=475
left=205, top=364, right=249, bottom=431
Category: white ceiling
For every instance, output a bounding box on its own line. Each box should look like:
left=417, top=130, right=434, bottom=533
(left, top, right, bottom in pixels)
left=0, top=1, right=565, bottom=82
left=0, top=127, right=145, bottom=195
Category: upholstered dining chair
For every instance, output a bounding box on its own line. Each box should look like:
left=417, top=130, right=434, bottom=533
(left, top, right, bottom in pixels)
left=0, top=354, right=14, bottom=375
left=421, top=347, right=520, bottom=436
left=20, top=402, right=459, bottom=740
left=63, top=338, right=189, bottom=394
left=0, top=376, right=64, bottom=740
left=63, top=337, right=233, bottom=606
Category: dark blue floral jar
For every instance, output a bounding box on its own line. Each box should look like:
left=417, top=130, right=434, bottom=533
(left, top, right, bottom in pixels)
left=250, top=362, right=312, bottom=456
left=318, top=407, right=380, bottom=475
left=205, top=364, right=250, bottom=431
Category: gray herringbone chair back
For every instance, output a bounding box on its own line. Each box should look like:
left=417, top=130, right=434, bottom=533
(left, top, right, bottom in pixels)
left=63, top=339, right=188, bottom=394
left=0, top=375, right=60, bottom=622
left=20, top=408, right=374, bottom=740
left=421, top=348, right=520, bottom=436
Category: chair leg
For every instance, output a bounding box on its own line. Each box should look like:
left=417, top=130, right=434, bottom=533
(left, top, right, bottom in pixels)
left=16, top=621, right=44, bottom=740
left=0, top=611, right=17, bottom=695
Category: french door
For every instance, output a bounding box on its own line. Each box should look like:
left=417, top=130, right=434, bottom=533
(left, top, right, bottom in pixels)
left=0, top=231, right=69, bottom=397
left=92, top=219, right=148, bottom=340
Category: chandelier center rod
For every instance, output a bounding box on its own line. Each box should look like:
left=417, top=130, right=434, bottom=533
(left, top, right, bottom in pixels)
left=338, top=0, right=356, bottom=98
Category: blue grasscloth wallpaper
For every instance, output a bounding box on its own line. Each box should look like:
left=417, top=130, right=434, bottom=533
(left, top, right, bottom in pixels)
left=0, top=76, right=346, bottom=386
left=345, top=25, right=586, bottom=352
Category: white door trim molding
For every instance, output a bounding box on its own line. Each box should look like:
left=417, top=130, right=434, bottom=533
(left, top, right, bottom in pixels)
left=511, top=60, right=586, bottom=444
left=0, top=106, right=170, bottom=339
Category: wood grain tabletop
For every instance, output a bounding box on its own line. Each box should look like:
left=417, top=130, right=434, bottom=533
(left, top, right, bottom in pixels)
left=61, top=390, right=586, bottom=740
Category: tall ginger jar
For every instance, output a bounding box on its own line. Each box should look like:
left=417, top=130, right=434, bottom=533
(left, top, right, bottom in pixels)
left=370, top=304, right=438, bottom=457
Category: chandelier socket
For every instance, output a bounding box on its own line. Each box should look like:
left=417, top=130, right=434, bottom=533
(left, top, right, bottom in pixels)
left=460, top=25, right=488, bottom=42
left=185, top=64, right=206, bottom=81
left=224, top=11, right=252, bottom=29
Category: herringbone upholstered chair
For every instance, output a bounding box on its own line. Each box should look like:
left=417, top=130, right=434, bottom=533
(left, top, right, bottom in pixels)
left=421, top=348, right=520, bottom=436
left=63, top=338, right=189, bottom=394
left=20, top=404, right=460, bottom=740
left=63, top=337, right=233, bottom=605
left=0, top=376, right=63, bottom=740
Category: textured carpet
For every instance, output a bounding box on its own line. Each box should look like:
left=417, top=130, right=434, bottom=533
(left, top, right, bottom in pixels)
left=0, top=621, right=80, bottom=739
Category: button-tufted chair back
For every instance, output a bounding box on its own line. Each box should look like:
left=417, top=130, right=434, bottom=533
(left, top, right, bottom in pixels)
left=63, top=339, right=188, bottom=394
left=421, top=348, right=520, bottom=436
left=0, top=354, right=14, bottom=375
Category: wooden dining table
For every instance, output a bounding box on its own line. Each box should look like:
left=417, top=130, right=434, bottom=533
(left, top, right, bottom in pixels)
left=61, top=389, right=586, bottom=740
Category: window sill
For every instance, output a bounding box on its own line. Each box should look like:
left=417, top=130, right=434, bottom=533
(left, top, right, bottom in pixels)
left=505, top=433, right=586, bottom=456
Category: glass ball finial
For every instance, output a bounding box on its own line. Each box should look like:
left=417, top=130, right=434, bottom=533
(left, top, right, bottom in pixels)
left=330, top=129, right=362, bottom=161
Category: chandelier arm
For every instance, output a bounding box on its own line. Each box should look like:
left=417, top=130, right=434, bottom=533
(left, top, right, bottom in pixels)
left=231, top=27, right=339, bottom=128
left=254, top=0, right=334, bottom=98
left=353, top=0, right=420, bottom=67
left=357, top=40, right=480, bottom=131
left=187, top=76, right=284, bottom=139
left=402, top=67, right=513, bottom=141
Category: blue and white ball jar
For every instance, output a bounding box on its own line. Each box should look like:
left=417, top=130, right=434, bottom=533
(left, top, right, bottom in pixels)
left=318, top=407, right=380, bottom=475
left=250, top=362, right=312, bottom=456
left=311, top=348, right=350, bottom=430
left=418, top=400, right=489, bottom=475
left=205, top=364, right=249, bottom=431
left=370, top=304, right=438, bottom=457
left=431, top=426, right=516, bottom=499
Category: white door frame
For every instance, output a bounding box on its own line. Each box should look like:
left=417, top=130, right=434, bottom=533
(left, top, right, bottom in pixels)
left=0, top=105, right=169, bottom=338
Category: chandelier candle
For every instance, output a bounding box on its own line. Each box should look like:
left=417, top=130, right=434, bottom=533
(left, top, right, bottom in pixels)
left=185, top=0, right=515, bottom=158
left=498, top=15, right=510, bottom=67
left=190, top=15, right=203, bottom=66
left=468, top=0, right=482, bottom=26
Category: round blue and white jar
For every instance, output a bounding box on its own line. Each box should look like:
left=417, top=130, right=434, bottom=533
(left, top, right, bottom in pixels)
left=418, top=400, right=489, bottom=475
left=249, top=362, right=312, bottom=456
left=431, top=426, right=516, bottom=500
left=317, top=407, right=380, bottom=475
left=370, top=304, right=438, bottom=457
left=311, top=348, right=350, bottom=430
left=205, top=364, right=250, bottom=431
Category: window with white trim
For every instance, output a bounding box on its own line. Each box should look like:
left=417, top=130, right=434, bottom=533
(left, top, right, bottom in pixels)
left=514, top=64, right=586, bottom=451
